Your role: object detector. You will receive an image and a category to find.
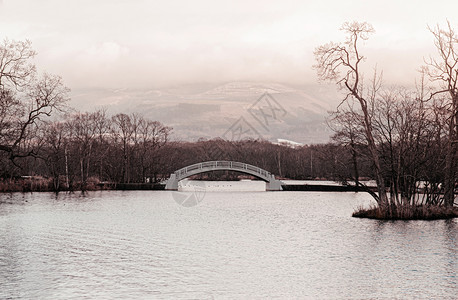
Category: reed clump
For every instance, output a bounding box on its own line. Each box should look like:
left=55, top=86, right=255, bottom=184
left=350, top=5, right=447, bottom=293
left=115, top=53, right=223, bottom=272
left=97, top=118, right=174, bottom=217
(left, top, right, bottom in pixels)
left=0, top=176, right=106, bottom=193
left=353, top=204, right=458, bottom=220
left=0, top=177, right=52, bottom=192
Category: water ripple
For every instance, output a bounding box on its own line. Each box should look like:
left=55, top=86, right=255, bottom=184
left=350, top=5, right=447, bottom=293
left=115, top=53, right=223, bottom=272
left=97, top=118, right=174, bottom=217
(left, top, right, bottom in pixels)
left=0, top=190, right=456, bottom=299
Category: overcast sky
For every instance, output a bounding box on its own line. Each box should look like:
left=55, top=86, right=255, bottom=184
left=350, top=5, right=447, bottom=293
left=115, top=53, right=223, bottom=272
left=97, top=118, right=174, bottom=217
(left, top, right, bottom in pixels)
left=0, top=0, right=456, bottom=89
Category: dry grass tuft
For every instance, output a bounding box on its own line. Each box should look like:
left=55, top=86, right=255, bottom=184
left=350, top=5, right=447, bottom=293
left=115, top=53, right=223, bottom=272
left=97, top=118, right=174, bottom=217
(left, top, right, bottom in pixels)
left=353, top=204, right=458, bottom=220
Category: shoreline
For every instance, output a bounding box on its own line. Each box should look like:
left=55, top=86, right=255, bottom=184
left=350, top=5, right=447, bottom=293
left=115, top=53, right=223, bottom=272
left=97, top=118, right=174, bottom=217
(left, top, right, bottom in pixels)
left=1, top=180, right=456, bottom=221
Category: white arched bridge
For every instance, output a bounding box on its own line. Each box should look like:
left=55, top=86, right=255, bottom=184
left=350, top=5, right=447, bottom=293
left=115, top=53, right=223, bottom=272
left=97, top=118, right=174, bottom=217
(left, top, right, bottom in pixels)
left=165, top=161, right=284, bottom=191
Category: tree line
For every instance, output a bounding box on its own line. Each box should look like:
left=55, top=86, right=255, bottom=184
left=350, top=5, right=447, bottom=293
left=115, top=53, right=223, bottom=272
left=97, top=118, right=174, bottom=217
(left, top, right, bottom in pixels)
left=1, top=118, right=375, bottom=192
left=1, top=109, right=172, bottom=191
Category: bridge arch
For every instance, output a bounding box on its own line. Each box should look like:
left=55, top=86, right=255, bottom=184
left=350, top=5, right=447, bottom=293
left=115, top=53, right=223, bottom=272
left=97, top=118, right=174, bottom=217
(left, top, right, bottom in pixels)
left=165, top=161, right=283, bottom=191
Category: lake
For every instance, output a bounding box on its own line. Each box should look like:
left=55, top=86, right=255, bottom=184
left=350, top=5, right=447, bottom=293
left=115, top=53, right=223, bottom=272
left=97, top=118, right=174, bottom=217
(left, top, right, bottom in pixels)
left=0, top=182, right=456, bottom=299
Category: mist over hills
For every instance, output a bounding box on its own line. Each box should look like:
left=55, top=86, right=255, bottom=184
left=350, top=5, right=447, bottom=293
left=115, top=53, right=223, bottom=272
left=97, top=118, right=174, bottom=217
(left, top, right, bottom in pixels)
left=70, top=82, right=342, bottom=144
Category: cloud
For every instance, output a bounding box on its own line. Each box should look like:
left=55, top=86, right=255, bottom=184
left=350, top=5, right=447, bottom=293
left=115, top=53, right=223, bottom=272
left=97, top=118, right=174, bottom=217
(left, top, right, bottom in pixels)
left=2, top=0, right=458, bottom=89
left=83, top=42, right=129, bottom=64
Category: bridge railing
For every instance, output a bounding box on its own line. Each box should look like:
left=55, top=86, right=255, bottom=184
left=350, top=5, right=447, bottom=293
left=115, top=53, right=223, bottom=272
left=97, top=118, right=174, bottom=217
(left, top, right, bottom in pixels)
left=185, top=163, right=201, bottom=172
left=174, top=161, right=272, bottom=180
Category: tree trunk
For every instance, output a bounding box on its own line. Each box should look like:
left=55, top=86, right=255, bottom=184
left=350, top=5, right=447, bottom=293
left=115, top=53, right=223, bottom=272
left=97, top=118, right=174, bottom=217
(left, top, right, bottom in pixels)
left=443, top=138, right=456, bottom=206
left=350, top=141, right=360, bottom=187
left=443, top=94, right=457, bottom=207
left=359, top=99, right=388, bottom=206
left=65, top=146, right=69, bottom=189
left=80, top=158, right=85, bottom=191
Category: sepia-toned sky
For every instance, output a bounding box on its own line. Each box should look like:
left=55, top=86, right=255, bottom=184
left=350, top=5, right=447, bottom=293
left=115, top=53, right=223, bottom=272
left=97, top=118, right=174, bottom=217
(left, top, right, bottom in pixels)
left=0, top=0, right=457, bottom=89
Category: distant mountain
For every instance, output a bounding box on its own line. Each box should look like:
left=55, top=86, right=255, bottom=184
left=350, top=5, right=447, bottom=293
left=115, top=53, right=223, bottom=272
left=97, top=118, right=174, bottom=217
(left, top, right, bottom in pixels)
left=69, top=82, right=342, bottom=144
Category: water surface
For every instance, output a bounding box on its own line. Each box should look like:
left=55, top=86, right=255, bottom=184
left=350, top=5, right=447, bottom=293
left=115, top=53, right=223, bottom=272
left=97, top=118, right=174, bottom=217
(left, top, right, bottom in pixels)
left=0, top=188, right=456, bottom=299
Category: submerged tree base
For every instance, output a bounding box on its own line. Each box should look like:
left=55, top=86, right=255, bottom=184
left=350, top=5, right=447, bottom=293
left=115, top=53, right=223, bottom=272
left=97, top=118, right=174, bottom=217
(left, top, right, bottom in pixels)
left=353, top=204, right=458, bottom=220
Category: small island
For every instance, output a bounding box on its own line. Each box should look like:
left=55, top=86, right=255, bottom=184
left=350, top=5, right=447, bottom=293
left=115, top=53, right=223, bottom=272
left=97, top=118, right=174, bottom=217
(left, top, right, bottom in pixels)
left=353, top=204, right=458, bottom=220
left=314, top=21, right=457, bottom=220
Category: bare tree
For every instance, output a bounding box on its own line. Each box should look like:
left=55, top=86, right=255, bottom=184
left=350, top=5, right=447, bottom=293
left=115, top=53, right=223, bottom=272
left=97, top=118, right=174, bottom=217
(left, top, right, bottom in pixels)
left=314, top=21, right=388, bottom=205
left=67, top=112, right=99, bottom=190
left=0, top=39, right=36, bottom=88
left=40, top=121, right=70, bottom=191
left=426, top=21, right=458, bottom=207
left=111, top=113, right=133, bottom=183
left=328, top=108, right=366, bottom=187
left=92, top=109, right=111, bottom=180
left=0, top=39, right=69, bottom=162
left=136, top=119, right=171, bottom=182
